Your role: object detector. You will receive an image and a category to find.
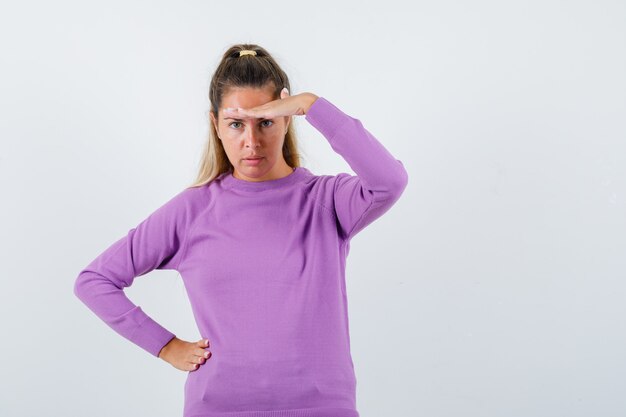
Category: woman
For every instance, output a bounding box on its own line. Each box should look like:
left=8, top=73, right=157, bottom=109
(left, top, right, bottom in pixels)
left=74, top=43, right=408, bottom=417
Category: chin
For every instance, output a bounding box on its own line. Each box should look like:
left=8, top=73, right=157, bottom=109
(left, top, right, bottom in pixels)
left=237, top=164, right=272, bottom=179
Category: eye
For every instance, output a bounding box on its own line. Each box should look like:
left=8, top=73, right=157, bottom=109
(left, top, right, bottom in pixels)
left=227, top=120, right=273, bottom=129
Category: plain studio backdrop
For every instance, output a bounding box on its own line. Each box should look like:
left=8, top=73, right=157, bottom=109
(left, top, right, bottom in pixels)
left=1, top=1, right=625, bottom=416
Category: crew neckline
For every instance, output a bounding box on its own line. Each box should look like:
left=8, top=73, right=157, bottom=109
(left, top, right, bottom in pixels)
left=220, top=166, right=309, bottom=192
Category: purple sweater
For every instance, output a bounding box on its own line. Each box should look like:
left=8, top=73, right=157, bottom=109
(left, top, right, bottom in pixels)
left=74, top=97, right=408, bottom=417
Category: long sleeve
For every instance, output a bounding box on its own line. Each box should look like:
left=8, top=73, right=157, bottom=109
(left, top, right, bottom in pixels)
left=73, top=187, right=194, bottom=358
left=305, top=96, right=409, bottom=241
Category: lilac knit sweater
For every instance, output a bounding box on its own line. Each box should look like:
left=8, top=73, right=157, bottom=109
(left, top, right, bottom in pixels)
left=74, top=96, right=408, bottom=417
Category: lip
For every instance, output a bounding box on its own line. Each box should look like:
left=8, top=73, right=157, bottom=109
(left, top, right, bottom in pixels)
left=243, top=156, right=264, bottom=166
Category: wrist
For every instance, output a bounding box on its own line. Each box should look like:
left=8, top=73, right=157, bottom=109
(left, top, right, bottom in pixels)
left=301, top=93, right=319, bottom=114
left=158, top=336, right=177, bottom=359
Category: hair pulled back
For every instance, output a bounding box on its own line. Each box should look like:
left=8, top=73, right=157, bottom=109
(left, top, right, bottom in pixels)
left=188, top=44, right=302, bottom=188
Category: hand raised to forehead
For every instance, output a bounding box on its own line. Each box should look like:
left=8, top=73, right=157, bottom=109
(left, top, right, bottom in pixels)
left=222, top=88, right=317, bottom=120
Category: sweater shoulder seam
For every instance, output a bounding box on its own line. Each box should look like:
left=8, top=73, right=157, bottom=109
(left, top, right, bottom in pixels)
left=301, top=176, right=342, bottom=230
left=175, top=186, right=215, bottom=271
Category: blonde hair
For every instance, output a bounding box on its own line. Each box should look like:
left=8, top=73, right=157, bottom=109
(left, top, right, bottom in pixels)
left=187, top=43, right=302, bottom=188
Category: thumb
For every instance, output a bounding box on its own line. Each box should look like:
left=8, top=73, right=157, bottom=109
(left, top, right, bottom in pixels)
left=280, top=87, right=289, bottom=99
left=199, top=338, right=210, bottom=347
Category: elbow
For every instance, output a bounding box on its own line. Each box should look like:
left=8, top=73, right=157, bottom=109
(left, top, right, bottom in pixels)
left=73, top=266, right=126, bottom=303
left=389, top=159, right=409, bottom=199
left=371, top=162, right=408, bottom=206
left=398, top=160, right=409, bottom=191
left=73, top=271, right=88, bottom=301
left=73, top=269, right=101, bottom=302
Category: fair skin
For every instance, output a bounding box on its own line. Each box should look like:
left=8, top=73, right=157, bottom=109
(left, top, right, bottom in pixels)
left=158, top=85, right=319, bottom=372
left=210, top=84, right=319, bottom=182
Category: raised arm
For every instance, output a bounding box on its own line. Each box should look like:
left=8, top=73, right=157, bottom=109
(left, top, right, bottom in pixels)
left=73, top=187, right=195, bottom=357
left=305, top=96, right=409, bottom=241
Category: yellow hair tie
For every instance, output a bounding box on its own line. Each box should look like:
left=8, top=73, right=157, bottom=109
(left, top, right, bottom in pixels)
left=239, top=50, right=257, bottom=57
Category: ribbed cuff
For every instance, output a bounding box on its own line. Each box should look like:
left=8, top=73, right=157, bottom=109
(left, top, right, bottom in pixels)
left=304, top=97, right=349, bottom=141
left=129, top=308, right=176, bottom=357
left=186, top=407, right=359, bottom=417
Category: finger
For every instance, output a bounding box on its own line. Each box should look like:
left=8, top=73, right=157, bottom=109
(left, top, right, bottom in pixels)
left=223, top=107, right=258, bottom=119
left=196, top=348, right=212, bottom=359
left=195, top=338, right=211, bottom=360
left=221, top=107, right=241, bottom=116
left=222, top=107, right=251, bottom=116
left=189, top=354, right=205, bottom=365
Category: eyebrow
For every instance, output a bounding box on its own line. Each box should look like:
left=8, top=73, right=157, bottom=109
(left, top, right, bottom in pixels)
left=223, top=117, right=270, bottom=121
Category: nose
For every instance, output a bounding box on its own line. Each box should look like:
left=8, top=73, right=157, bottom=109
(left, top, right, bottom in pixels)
left=244, top=125, right=261, bottom=148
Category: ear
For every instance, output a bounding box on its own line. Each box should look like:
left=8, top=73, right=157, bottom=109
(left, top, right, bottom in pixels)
left=283, top=115, right=291, bottom=134
left=210, top=110, right=221, bottom=139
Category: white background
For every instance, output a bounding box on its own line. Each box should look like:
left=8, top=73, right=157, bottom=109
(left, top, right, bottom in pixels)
left=1, top=1, right=625, bottom=416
